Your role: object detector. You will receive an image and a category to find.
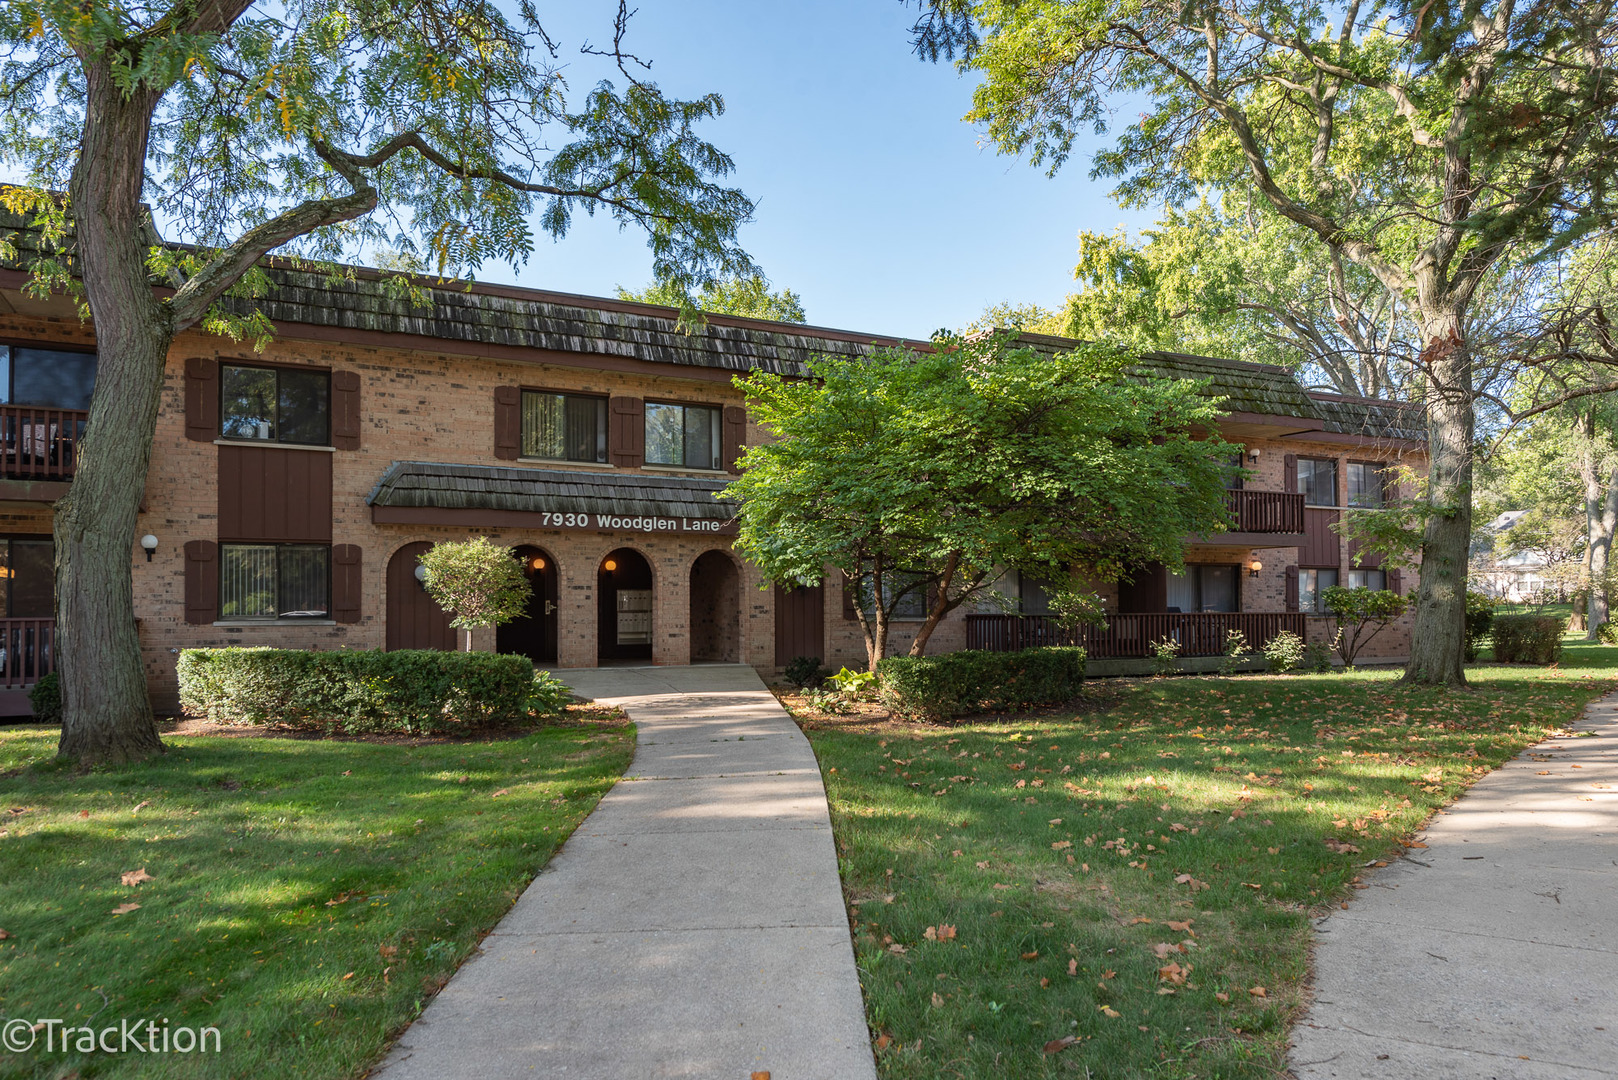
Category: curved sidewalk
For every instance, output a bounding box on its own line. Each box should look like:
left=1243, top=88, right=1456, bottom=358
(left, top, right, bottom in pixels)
left=374, top=664, right=877, bottom=1080
left=1291, top=689, right=1618, bottom=1079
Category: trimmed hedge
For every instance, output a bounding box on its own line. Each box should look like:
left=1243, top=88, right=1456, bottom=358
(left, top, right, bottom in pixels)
left=1490, top=615, right=1565, bottom=666
left=177, top=648, right=565, bottom=735
left=28, top=671, right=60, bottom=723
left=876, top=647, right=1087, bottom=722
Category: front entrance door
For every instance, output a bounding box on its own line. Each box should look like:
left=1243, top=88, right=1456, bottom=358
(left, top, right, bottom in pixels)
left=386, top=542, right=456, bottom=651
left=774, top=582, right=824, bottom=667
left=598, top=548, right=653, bottom=661
left=497, top=545, right=559, bottom=664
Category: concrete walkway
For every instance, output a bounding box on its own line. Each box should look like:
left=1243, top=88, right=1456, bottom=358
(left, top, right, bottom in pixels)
left=373, top=664, right=877, bottom=1080
left=1291, top=689, right=1618, bottom=1079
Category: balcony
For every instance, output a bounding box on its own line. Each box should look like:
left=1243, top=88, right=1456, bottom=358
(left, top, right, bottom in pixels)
left=965, top=611, right=1307, bottom=658
left=1226, top=489, right=1304, bottom=533
left=0, top=406, right=87, bottom=498
left=0, top=616, right=54, bottom=687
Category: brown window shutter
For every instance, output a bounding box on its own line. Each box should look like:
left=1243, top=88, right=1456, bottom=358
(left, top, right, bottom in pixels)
left=609, top=396, right=644, bottom=468
left=1284, top=565, right=1299, bottom=613
left=723, top=405, right=747, bottom=474
left=842, top=573, right=859, bottom=621
left=184, top=540, right=218, bottom=624
left=1380, top=464, right=1397, bottom=503
left=184, top=358, right=219, bottom=442
left=1388, top=568, right=1403, bottom=595
left=494, top=386, right=521, bottom=460
left=1283, top=453, right=1298, bottom=494
left=331, top=370, right=362, bottom=450
left=332, top=544, right=362, bottom=623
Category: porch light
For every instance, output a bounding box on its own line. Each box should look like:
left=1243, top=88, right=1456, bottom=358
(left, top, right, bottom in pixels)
left=1248, top=559, right=1263, bottom=577
left=140, top=534, right=158, bottom=562
left=603, top=558, right=617, bottom=572
left=1247, top=447, right=1261, bottom=463
left=414, top=564, right=430, bottom=586
left=530, top=556, right=546, bottom=571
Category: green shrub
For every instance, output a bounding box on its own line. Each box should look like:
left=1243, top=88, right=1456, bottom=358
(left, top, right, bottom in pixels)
left=1217, top=629, right=1249, bottom=676
left=28, top=671, right=61, bottom=723
left=176, top=648, right=550, bottom=735
left=783, top=655, right=823, bottom=688
left=1465, top=591, right=1497, bottom=662
left=829, top=666, right=878, bottom=698
left=1302, top=641, right=1333, bottom=673
left=1596, top=621, right=1618, bottom=646
left=1489, top=615, right=1565, bottom=665
left=1149, top=637, right=1181, bottom=676
left=1263, top=631, right=1306, bottom=673
left=528, top=669, right=574, bottom=716
left=876, top=647, right=1086, bottom=722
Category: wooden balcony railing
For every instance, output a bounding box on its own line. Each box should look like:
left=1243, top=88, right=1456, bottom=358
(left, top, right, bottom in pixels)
left=0, top=406, right=88, bottom=480
left=966, top=612, right=1308, bottom=659
left=0, top=617, right=55, bottom=688
left=1225, top=489, right=1305, bottom=533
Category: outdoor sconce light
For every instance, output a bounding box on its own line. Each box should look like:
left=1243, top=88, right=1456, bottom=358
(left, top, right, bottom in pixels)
left=1247, top=447, right=1262, bottom=464
left=603, top=558, right=618, bottom=572
left=140, top=534, right=158, bottom=562
left=414, top=564, right=430, bottom=588
left=530, top=556, right=546, bottom=571
left=1248, top=559, right=1263, bottom=578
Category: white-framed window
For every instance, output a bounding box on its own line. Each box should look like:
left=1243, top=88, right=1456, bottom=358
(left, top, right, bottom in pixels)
left=219, top=543, right=330, bottom=619
left=521, top=391, right=607, bottom=462
left=1299, top=568, right=1339, bottom=613
left=645, top=402, right=722, bottom=469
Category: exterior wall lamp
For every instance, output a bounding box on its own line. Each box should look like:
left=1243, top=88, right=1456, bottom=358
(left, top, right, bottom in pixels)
left=1248, top=559, right=1263, bottom=578
left=140, top=534, right=158, bottom=562
left=414, top=564, right=430, bottom=589
left=1247, top=447, right=1262, bottom=464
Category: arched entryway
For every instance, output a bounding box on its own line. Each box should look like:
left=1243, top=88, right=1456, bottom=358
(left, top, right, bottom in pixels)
left=690, top=550, right=740, bottom=663
left=496, top=545, right=559, bottom=664
left=385, top=542, right=456, bottom=651
left=598, top=548, right=653, bottom=662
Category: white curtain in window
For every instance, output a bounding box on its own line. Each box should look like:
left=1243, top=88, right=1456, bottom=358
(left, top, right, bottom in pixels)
left=221, top=545, right=277, bottom=618
left=1165, top=569, right=1196, bottom=613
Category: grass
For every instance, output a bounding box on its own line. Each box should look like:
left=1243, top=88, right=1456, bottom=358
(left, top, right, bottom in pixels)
left=0, top=712, right=634, bottom=1080
left=798, top=636, right=1618, bottom=1079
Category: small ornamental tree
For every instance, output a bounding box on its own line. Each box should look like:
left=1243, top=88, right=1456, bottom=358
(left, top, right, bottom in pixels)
left=417, top=538, right=531, bottom=652
left=1321, top=587, right=1411, bottom=668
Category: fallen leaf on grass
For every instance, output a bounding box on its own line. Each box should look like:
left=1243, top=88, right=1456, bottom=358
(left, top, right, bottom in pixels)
left=1151, top=942, right=1185, bottom=958
left=0, top=928, right=11, bottom=939
left=120, top=868, right=153, bottom=887
left=1051, top=840, right=1072, bottom=851
left=887, top=943, right=907, bottom=954
left=1324, top=838, right=1360, bottom=854
left=1248, top=986, right=1267, bottom=998
left=78, top=809, right=89, bottom=819
left=111, top=903, right=140, bottom=915
left=492, top=789, right=509, bottom=798
left=1165, top=919, right=1195, bottom=934
left=1173, top=874, right=1209, bottom=892
left=341, top=971, right=355, bottom=981
left=132, top=800, right=150, bottom=813
left=1068, top=958, right=1078, bottom=976
left=379, top=945, right=398, bottom=959
left=874, top=1032, right=892, bottom=1051
left=1100, top=1006, right=1121, bottom=1018
left=1158, top=961, right=1191, bottom=985
left=936, top=924, right=957, bottom=942
left=1021, top=951, right=1039, bottom=961
left=1215, top=991, right=1230, bottom=1003
left=931, top=992, right=944, bottom=1008
left=1043, top=1035, right=1079, bottom=1054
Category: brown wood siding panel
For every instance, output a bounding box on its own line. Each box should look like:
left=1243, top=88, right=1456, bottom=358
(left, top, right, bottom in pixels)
left=218, top=444, right=333, bottom=542
left=184, top=540, right=218, bottom=624
left=184, top=357, right=219, bottom=442
left=1345, top=533, right=1382, bottom=569
left=1282, top=453, right=1298, bottom=495
left=723, top=405, right=747, bottom=475
left=385, top=542, right=457, bottom=651
left=774, top=583, right=825, bottom=666
left=1284, top=565, right=1299, bottom=612
left=608, top=396, right=645, bottom=468
left=1301, top=508, right=1341, bottom=567
left=331, top=370, right=361, bottom=450
left=1118, top=562, right=1168, bottom=613
left=493, top=386, right=520, bottom=460
left=332, top=544, right=362, bottom=623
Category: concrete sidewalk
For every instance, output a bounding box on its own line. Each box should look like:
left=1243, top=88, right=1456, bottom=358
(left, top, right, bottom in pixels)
left=373, top=664, right=877, bottom=1080
left=1290, top=689, right=1618, bottom=1079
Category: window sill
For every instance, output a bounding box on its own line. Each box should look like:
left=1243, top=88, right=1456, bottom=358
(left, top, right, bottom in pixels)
left=641, top=464, right=730, bottom=477
left=212, top=620, right=337, bottom=627
left=214, top=439, right=336, bottom=452
left=516, top=458, right=615, bottom=470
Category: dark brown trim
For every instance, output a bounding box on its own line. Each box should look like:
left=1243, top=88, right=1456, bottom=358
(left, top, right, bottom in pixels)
left=1185, top=531, right=1305, bottom=546
left=371, top=504, right=739, bottom=535
left=0, top=335, right=96, bottom=355
left=1278, top=430, right=1425, bottom=450
left=1219, top=410, right=1324, bottom=432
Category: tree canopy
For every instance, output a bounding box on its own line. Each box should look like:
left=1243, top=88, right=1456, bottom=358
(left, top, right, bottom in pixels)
left=616, top=273, right=806, bottom=322
left=725, top=333, right=1238, bottom=666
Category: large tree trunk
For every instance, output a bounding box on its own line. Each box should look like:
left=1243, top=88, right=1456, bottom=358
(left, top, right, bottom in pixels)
left=1402, top=312, right=1473, bottom=687
left=55, top=64, right=169, bottom=763
left=1589, top=466, right=1618, bottom=637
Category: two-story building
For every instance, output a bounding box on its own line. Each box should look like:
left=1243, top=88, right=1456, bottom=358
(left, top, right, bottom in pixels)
left=0, top=258, right=1423, bottom=715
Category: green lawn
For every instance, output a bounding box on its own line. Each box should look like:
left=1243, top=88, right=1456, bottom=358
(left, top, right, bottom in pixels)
left=0, top=715, right=633, bottom=1080
left=801, top=637, right=1618, bottom=1079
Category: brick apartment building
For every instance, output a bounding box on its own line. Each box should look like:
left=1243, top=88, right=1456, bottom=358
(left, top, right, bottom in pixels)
left=0, top=260, right=1424, bottom=714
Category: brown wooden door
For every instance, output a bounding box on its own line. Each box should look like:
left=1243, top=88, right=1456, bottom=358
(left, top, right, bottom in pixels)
left=386, top=542, right=456, bottom=651
left=774, top=583, right=824, bottom=667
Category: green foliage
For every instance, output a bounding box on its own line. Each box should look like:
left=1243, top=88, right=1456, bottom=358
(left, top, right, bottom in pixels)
left=783, top=655, right=824, bottom=689
left=727, top=332, right=1235, bottom=665
left=176, top=648, right=551, bottom=734
left=417, top=537, right=531, bottom=632
left=1490, top=616, right=1567, bottom=665
left=1217, top=629, right=1249, bottom=677
left=962, top=300, right=1067, bottom=336
left=28, top=671, right=60, bottom=723
left=875, top=648, right=1087, bottom=722
left=1046, top=584, right=1109, bottom=633
left=1321, top=587, right=1411, bottom=667
left=1465, top=591, right=1499, bottom=663
left=1148, top=637, right=1181, bottom=676
left=1302, top=641, right=1334, bottom=674
left=617, top=274, right=806, bottom=323
left=1598, top=622, right=1618, bottom=646
left=829, top=666, right=878, bottom=698
left=1263, top=631, right=1306, bottom=674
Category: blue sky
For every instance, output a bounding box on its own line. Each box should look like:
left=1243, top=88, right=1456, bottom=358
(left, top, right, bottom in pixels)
left=499, top=0, right=1155, bottom=338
